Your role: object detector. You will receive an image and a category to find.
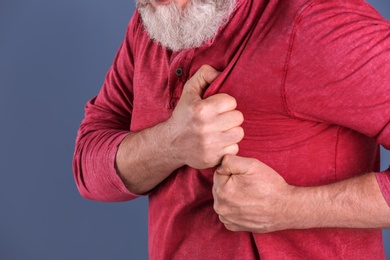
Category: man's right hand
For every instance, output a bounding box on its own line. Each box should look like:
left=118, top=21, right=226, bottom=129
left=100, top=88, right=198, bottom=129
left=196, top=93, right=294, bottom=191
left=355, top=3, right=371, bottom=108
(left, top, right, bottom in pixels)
left=115, top=65, right=244, bottom=194
left=167, top=65, right=245, bottom=169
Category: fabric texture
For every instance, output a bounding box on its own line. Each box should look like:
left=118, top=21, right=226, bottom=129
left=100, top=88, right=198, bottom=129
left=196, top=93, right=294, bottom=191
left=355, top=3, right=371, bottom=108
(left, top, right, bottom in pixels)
left=73, top=0, right=390, bottom=259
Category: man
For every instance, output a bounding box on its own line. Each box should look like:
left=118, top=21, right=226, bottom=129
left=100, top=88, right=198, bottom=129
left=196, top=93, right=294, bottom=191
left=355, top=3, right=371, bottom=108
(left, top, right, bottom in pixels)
left=73, top=0, right=390, bottom=258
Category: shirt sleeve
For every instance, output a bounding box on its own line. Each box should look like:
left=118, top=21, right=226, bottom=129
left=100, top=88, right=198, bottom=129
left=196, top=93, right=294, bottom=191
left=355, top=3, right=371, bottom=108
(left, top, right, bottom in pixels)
left=72, top=12, right=142, bottom=202
left=284, top=2, right=390, bottom=204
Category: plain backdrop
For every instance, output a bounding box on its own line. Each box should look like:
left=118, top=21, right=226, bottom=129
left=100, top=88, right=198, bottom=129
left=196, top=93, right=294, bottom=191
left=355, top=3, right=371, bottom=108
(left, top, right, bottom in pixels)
left=0, top=1, right=389, bottom=259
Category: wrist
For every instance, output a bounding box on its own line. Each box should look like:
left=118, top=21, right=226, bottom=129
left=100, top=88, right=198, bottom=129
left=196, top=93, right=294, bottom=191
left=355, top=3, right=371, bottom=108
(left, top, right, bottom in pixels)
left=284, top=185, right=325, bottom=230
left=161, top=117, right=187, bottom=166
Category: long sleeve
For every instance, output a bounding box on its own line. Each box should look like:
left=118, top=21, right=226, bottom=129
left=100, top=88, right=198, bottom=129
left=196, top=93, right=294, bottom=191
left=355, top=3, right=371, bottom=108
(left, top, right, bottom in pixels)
left=73, top=14, right=141, bottom=202
left=284, top=2, right=390, bottom=203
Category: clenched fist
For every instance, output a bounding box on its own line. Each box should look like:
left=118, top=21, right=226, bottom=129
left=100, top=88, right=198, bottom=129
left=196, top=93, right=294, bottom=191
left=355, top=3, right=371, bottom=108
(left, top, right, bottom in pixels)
left=213, top=155, right=296, bottom=233
left=167, top=65, right=244, bottom=169
left=115, top=65, right=244, bottom=194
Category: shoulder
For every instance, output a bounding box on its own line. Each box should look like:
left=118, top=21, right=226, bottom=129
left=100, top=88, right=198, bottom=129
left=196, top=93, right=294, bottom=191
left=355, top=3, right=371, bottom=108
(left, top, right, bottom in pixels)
left=292, top=0, right=389, bottom=45
left=287, top=0, right=390, bottom=77
left=125, top=10, right=146, bottom=45
left=282, top=0, right=390, bottom=117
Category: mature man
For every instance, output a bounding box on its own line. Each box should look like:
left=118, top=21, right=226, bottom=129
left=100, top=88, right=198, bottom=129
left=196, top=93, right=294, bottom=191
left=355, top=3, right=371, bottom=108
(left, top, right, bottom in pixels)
left=73, top=0, right=390, bottom=259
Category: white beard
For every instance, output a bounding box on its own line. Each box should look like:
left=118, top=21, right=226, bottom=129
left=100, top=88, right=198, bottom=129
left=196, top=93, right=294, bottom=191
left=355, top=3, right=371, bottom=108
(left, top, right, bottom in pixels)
left=137, top=0, right=236, bottom=51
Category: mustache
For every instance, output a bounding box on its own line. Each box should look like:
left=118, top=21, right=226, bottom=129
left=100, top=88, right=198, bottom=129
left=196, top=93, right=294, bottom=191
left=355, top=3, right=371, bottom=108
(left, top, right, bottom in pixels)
left=136, top=0, right=150, bottom=7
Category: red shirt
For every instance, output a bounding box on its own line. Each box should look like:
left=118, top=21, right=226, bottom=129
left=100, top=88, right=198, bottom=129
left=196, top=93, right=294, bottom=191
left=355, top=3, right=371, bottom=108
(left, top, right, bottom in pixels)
left=73, top=0, right=390, bottom=258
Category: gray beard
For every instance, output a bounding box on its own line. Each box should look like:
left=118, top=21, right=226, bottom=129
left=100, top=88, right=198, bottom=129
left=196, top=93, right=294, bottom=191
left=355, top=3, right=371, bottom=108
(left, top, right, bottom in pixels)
left=137, top=0, right=236, bottom=51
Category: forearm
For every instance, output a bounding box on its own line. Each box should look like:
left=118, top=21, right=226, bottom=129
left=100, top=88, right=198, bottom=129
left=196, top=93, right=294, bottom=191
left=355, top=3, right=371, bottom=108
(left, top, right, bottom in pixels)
left=116, top=66, right=245, bottom=194
left=289, top=173, right=390, bottom=229
left=73, top=129, right=137, bottom=202
left=115, top=120, right=184, bottom=195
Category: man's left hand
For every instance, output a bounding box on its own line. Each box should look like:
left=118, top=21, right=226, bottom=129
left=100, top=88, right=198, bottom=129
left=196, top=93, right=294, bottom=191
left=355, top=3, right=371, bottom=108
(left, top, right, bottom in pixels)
left=212, top=155, right=297, bottom=233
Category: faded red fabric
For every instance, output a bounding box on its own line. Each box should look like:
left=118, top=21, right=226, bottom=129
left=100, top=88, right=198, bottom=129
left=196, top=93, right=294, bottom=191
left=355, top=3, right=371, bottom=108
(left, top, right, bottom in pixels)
left=73, top=0, right=390, bottom=259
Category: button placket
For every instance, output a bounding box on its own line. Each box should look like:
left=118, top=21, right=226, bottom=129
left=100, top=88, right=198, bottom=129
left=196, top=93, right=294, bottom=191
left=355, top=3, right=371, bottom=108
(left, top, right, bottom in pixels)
left=174, top=67, right=183, bottom=77
left=167, top=49, right=195, bottom=109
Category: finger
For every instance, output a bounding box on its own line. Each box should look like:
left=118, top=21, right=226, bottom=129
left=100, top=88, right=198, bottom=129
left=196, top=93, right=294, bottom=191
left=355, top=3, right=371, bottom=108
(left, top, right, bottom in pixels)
left=184, top=64, right=220, bottom=98
left=223, top=126, right=245, bottom=144
left=216, top=155, right=254, bottom=176
left=213, top=168, right=231, bottom=187
left=214, top=110, right=244, bottom=131
left=215, top=155, right=236, bottom=176
left=218, top=214, right=229, bottom=225
left=210, top=128, right=243, bottom=161
left=203, top=93, right=237, bottom=114
left=213, top=127, right=244, bottom=155
left=221, top=143, right=240, bottom=157
left=218, top=215, right=242, bottom=232
left=224, top=223, right=244, bottom=232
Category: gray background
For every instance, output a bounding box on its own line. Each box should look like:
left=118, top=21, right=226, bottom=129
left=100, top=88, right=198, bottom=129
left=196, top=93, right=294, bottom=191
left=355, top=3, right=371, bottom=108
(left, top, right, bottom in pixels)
left=0, top=1, right=389, bottom=259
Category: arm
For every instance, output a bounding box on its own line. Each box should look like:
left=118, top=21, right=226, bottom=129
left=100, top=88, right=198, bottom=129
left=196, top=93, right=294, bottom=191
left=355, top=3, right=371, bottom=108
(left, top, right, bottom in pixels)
left=74, top=59, right=244, bottom=200
left=72, top=16, right=137, bottom=202
left=284, top=2, right=390, bottom=205
left=115, top=65, right=244, bottom=194
left=213, top=155, right=390, bottom=233
left=213, top=3, right=390, bottom=232
left=73, top=9, right=244, bottom=201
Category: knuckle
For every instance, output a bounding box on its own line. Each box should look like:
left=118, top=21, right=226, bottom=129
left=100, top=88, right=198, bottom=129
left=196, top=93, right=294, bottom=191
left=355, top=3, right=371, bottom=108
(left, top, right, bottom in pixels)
left=222, top=144, right=239, bottom=156
left=192, top=102, right=206, bottom=117
left=214, top=93, right=237, bottom=108
left=217, top=93, right=230, bottom=100
left=225, top=224, right=239, bottom=232
left=213, top=187, right=226, bottom=203
left=237, top=127, right=245, bottom=141
left=199, top=64, right=211, bottom=71
left=213, top=202, right=221, bottom=215
left=247, top=159, right=260, bottom=170
left=223, top=94, right=237, bottom=107
left=227, top=110, right=242, bottom=125
left=229, top=144, right=240, bottom=155
left=236, top=110, right=244, bottom=124
left=213, top=198, right=227, bottom=216
left=229, top=96, right=238, bottom=108
left=259, top=223, right=274, bottom=234
left=192, top=103, right=211, bottom=124
left=227, top=96, right=238, bottom=110
left=232, top=126, right=244, bottom=140
left=195, top=66, right=207, bottom=81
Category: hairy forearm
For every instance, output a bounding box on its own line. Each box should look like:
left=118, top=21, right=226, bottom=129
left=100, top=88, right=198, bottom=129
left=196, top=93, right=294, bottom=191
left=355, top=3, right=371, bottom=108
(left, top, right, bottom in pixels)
left=115, top=120, right=184, bottom=195
left=116, top=66, right=244, bottom=195
left=289, top=173, right=390, bottom=229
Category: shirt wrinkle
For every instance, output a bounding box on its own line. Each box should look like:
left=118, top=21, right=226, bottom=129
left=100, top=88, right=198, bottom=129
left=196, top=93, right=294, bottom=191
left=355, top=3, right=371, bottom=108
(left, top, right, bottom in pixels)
left=73, top=0, right=390, bottom=259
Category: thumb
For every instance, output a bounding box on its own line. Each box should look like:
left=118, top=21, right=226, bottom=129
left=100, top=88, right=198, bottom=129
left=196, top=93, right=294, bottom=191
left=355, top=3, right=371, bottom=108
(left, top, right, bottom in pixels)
left=216, top=155, right=251, bottom=176
left=184, top=64, right=220, bottom=98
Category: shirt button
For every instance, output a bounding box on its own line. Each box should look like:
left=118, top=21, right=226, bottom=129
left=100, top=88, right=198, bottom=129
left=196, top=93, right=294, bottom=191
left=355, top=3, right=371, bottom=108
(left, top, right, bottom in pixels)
left=175, top=67, right=183, bottom=77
